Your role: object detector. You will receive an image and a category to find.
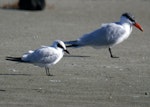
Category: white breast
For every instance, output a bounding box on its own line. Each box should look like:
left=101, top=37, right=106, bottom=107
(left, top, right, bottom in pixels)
left=115, top=23, right=132, bottom=45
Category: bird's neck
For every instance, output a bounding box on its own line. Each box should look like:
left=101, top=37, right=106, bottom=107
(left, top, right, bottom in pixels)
left=57, top=47, right=64, bottom=52
left=122, top=22, right=132, bottom=33
left=120, top=17, right=133, bottom=34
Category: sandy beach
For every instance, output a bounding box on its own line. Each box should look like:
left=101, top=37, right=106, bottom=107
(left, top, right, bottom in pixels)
left=0, top=0, right=150, bottom=107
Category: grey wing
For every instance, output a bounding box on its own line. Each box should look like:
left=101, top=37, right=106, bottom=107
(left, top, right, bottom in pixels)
left=27, top=47, right=59, bottom=64
left=79, top=23, right=125, bottom=47
left=104, top=23, right=126, bottom=45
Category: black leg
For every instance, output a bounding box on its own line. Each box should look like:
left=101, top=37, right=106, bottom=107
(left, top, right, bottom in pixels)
left=45, top=67, right=53, bottom=76
left=108, top=48, right=119, bottom=58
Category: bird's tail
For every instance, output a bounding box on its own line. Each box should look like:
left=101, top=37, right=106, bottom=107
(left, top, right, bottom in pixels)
left=5, top=50, right=33, bottom=63
left=64, top=40, right=81, bottom=48
left=6, top=50, right=33, bottom=63
left=6, top=56, right=24, bottom=62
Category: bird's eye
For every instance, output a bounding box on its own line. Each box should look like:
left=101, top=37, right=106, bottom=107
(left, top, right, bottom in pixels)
left=57, top=43, right=64, bottom=49
left=128, top=16, right=135, bottom=22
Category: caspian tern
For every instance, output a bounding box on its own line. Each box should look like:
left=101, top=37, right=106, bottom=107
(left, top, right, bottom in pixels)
left=65, top=12, right=143, bottom=58
left=6, top=40, right=70, bottom=76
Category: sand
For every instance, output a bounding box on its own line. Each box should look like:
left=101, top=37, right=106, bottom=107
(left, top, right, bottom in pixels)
left=0, top=0, right=150, bottom=107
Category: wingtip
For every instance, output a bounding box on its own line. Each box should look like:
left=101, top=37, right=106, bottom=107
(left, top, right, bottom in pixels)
left=5, top=56, right=23, bottom=62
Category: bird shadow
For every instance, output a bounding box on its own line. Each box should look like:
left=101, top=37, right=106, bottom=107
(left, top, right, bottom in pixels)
left=64, top=55, right=90, bottom=58
left=0, top=89, right=6, bottom=92
left=0, top=73, right=31, bottom=76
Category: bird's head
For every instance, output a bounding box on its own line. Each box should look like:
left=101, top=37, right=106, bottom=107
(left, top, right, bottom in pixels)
left=121, top=12, right=143, bottom=32
left=53, top=40, right=70, bottom=54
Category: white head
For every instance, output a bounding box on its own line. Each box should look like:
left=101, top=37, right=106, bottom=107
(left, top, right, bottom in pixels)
left=52, top=40, right=70, bottom=54
left=120, top=12, right=143, bottom=32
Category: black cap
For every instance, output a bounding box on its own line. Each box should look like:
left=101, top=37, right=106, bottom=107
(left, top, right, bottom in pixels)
left=122, top=12, right=135, bottom=22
